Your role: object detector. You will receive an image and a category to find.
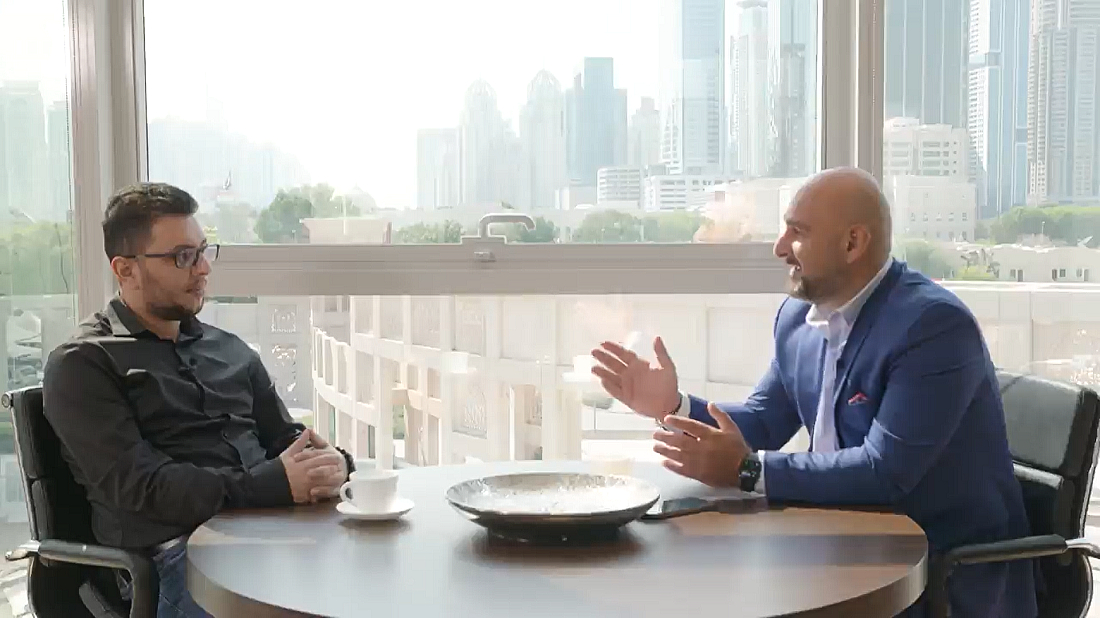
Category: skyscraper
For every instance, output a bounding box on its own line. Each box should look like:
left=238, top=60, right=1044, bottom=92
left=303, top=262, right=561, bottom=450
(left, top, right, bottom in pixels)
left=520, top=71, right=568, bottom=209
left=565, top=58, right=625, bottom=186
left=730, top=0, right=769, bottom=178
left=46, top=100, right=71, bottom=221
left=629, top=97, right=662, bottom=168
left=1027, top=0, right=1100, bottom=203
left=659, top=0, right=726, bottom=175
left=884, top=0, right=970, bottom=128
left=968, top=0, right=1030, bottom=217
left=0, top=82, right=48, bottom=221
left=458, top=80, right=509, bottom=207
left=768, top=0, right=818, bottom=177
left=416, top=128, right=460, bottom=210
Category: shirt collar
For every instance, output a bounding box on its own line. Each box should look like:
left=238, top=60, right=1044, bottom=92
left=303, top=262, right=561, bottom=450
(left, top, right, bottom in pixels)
left=806, top=258, right=893, bottom=331
left=107, top=296, right=204, bottom=341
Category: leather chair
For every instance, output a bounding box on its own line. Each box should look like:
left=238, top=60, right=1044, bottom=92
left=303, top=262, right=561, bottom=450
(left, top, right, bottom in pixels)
left=930, top=371, right=1100, bottom=617
left=1, top=386, right=157, bottom=618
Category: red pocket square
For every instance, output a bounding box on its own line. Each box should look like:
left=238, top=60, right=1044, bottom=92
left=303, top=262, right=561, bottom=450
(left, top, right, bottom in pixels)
left=848, top=392, right=869, bottom=405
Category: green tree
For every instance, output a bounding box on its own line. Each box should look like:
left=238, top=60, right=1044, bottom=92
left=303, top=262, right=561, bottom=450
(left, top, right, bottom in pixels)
left=0, top=222, right=75, bottom=296
left=254, top=184, right=363, bottom=243
left=572, top=210, right=644, bottom=243
left=393, top=221, right=465, bottom=244
left=503, top=216, right=559, bottom=243
left=894, top=239, right=954, bottom=279
left=289, top=184, right=361, bottom=218
left=255, top=191, right=313, bottom=243
left=987, top=205, right=1100, bottom=246
left=642, top=211, right=705, bottom=242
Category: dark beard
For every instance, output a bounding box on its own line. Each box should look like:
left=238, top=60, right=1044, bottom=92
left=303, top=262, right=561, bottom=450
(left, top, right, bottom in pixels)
left=787, top=276, right=812, bottom=301
left=149, top=300, right=200, bottom=322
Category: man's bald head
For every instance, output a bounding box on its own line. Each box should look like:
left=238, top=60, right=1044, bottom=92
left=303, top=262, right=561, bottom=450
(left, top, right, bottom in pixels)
left=797, top=167, right=892, bottom=258
left=773, top=167, right=894, bottom=307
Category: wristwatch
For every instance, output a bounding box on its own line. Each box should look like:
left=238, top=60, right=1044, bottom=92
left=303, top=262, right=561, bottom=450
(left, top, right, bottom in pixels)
left=738, top=452, right=762, bottom=492
left=335, top=445, right=356, bottom=479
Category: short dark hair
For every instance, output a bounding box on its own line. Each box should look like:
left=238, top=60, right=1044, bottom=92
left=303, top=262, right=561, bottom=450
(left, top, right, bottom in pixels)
left=103, top=183, right=199, bottom=259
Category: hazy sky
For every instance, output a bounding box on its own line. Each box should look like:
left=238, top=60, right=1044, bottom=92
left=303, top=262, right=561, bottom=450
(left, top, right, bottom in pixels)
left=1, top=1, right=744, bottom=207
left=144, top=0, right=667, bottom=207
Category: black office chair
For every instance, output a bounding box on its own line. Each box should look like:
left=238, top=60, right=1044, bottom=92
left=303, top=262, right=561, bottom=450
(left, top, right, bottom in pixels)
left=0, top=386, right=157, bottom=618
left=930, top=371, right=1100, bottom=617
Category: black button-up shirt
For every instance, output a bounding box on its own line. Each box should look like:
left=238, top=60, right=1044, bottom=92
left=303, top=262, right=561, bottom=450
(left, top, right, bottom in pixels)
left=43, top=297, right=306, bottom=549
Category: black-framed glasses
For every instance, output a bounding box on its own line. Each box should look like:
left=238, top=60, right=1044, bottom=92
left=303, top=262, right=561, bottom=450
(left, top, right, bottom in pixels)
left=123, top=244, right=220, bottom=269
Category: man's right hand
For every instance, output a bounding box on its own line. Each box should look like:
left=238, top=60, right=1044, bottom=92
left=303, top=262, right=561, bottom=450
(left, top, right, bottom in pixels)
left=278, top=430, right=344, bottom=504
left=591, top=336, right=681, bottom=421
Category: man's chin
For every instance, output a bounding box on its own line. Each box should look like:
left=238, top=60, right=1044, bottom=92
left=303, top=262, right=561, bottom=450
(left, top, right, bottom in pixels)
left=786, top=279, right=810, bottom=300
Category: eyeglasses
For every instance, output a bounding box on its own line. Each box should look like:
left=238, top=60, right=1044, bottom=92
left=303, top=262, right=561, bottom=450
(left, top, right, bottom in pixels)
left=123, top=244, right=220, bottom=269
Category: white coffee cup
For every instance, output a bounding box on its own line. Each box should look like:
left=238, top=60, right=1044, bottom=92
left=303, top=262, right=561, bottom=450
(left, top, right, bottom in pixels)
left=339, top=469, right=398, bottom=512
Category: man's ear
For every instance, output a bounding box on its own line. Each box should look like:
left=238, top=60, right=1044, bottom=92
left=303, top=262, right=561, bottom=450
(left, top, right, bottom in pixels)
left=110, top=256, right=134, bottom=283
left=845, top=225, right=872, bottom=263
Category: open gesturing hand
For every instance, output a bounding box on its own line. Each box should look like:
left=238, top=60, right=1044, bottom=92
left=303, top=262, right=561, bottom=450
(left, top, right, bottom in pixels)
left=591, top=336, right=680, bottom=420
left=652, top=403, right=751, bottom=487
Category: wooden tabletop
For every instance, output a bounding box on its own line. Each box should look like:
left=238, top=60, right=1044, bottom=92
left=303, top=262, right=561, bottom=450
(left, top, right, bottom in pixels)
left=186, top=461, right=927, bottom=618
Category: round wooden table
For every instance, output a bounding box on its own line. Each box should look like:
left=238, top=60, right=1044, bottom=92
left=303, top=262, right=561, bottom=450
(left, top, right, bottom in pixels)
left=186, top=461, right=927, bottom=617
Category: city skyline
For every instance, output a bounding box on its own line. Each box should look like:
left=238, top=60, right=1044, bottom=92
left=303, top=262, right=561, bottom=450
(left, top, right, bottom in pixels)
left=2, top=0, right=1099, bottom=216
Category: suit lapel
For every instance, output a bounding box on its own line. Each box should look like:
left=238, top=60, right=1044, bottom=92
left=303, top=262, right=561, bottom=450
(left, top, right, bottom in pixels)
left=830, top=261, right=905, bottom=411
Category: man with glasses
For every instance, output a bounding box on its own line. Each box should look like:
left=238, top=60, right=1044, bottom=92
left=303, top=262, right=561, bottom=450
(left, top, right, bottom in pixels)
left=42, top=183, right=353, bottom=618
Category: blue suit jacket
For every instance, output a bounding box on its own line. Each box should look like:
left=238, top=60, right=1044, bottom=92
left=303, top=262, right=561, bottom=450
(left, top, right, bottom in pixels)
left=687, top=261, right=1037, bottom=617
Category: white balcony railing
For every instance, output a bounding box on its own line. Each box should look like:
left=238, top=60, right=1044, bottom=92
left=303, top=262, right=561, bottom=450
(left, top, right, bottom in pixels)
left=308, top=285, right=1100, bottom=470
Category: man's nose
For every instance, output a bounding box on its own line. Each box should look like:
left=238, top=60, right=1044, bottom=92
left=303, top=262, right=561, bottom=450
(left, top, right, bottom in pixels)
left=193, top=256, right=212, bottom=276
left=773, top=236, right=789, bottom=259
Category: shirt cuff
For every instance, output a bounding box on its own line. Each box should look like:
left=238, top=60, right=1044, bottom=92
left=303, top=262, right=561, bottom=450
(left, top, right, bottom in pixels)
left=755, top=451, right=768, bottom=495
left=247, top=457, right=294, bottom=508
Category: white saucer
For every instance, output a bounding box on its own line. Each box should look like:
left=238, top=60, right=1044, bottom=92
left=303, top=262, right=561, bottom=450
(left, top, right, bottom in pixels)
left=336, top=498, right=414, bottom=521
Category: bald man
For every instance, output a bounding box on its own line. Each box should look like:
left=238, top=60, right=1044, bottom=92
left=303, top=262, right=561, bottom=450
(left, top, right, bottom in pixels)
left=592, top=168, right=1036, bottom=617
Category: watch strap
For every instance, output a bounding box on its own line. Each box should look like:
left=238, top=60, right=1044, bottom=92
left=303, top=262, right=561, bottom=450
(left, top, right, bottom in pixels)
left=738, top=452, right=762, bottom=493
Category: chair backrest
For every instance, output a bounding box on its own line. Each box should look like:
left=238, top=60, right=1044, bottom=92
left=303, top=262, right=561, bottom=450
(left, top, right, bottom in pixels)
left=996, top=371, right=1100, bottom=617
left=2, top=386, right=104, bottom=617
left=2, top=386, right=96, bottom=545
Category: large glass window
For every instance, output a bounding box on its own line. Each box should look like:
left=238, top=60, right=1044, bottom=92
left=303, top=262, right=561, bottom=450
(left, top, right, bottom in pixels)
left=0, top=0, right=75, bottom=612
left=143, top=0, right=818, bottom=245
left=884, top=0, right=1100, bottom=386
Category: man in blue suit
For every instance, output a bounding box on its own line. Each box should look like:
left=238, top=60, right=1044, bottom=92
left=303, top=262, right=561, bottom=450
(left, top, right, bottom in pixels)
left=592, top=167, right=1036, bottom=617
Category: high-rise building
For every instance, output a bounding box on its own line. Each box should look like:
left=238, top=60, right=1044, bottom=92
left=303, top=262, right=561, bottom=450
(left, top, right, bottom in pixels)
left=884, top=0, right=970, bottom=128
left=884, top=118, right=970, bottom=178
left=565, top=58, right=625, bottom=186
left=768, top=0, right=818, bottom=177
left=968, top=0, right=1030, bottom=217
left=730, top=0, right=769, bottom=178
left=147, top=117, right=309, bottom=211
left=628, top=97, right=661, bottom=168
left=416, top=128, right=460, bottom=210
left=459, top=80, right=509, bottom=207
left=597, top=166, right=644, bottom=206
left=520, top=71, right=568, bottom=210
left=0, top=82, right=48, bottom=222
left=1027, top=0, right=1100, bottom=203
left=46, top=100, right=71, bottom=222
left=659, top=0, right=726, bottom=175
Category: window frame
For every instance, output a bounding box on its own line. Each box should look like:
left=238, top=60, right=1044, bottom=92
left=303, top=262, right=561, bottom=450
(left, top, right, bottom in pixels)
left=72, top=0, right=884, bottom=301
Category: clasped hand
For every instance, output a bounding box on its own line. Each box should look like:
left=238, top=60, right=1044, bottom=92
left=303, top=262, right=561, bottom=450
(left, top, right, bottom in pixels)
left=278, top=429, right=349, bottom=504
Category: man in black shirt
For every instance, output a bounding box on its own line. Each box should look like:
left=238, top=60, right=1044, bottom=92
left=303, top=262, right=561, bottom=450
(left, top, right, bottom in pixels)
left=43, top=183, right=352, bottom=618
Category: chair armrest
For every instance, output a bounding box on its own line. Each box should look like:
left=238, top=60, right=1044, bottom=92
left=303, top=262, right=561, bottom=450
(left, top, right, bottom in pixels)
left=928, top=534, right=1100, bottom=618
left=6, top=540, right=158, bottom=618
left=945, top=534, right=1068, bottom=566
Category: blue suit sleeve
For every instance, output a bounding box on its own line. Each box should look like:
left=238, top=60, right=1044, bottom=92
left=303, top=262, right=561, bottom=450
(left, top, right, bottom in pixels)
left=761, top=302, right=985, bottom=505
left=686, top=358, right=802, bottom=451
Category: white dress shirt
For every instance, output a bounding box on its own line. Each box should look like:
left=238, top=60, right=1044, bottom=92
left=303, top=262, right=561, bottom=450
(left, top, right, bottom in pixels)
left=673, top=258, right=893, bottom=493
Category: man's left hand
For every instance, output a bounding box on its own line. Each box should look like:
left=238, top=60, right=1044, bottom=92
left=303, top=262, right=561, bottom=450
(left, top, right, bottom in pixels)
left=653, top=403, right=751, bottom=487
left=291, top=430, right=349, bottom=502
